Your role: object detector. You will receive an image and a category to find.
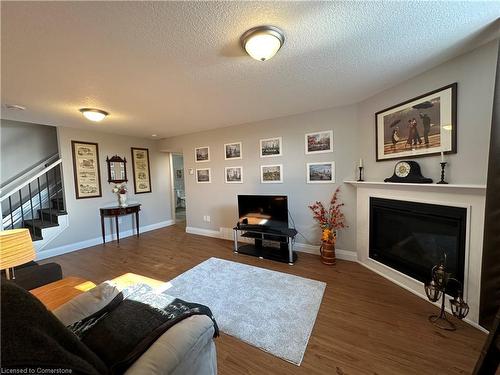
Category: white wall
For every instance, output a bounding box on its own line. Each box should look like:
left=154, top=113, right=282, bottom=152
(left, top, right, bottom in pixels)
left=0, top=119, right=58, bottom=184
left=161, top=105, right=359, bottom=253
left=39, top=126, right=172, bottom=257
left=357, top=40, right=498, bottom=185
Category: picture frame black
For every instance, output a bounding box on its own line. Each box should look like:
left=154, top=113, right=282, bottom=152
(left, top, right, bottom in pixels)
left=131, top=147, right=152, bottom=194
left=375, top=83, right=457, bottom=162
left=71, top=140, right=102, bottom=199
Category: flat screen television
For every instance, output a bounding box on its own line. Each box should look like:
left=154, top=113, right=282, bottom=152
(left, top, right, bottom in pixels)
left=237, top=195, right=288, bottom=230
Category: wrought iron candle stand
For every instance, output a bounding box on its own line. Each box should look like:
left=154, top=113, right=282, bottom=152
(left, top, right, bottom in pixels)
left=437, top=162, right=448, bottom=184
left=424, top=254, right=469, bottom=331
left=357, top=166, right=364, bottom=182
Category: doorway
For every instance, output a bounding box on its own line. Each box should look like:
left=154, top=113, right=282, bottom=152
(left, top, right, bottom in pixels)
left=171, top=153, right=186, bottom=227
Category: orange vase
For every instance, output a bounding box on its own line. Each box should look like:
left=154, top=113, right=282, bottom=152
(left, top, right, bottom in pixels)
left=320, top=241, right=336, bottom=265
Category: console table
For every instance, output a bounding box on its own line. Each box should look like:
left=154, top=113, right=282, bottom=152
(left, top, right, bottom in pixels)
left=100, top=203, right=141, bottom=244
left=233, top=226, right=298, bottom=265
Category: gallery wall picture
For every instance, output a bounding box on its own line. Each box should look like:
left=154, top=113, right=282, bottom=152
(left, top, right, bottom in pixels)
left=225, top=166, right=243, bottom=183
left=375, top=83, right=457, bottom=161
left=261, top=164, right=283, bottom=183
left=195, top=146, right=210, bottom=162
left=71, top=141, right=102, bottom=199
left=196, top=168, right=211, bottom=183
left=306, top=161, right=335, bottom=183
left=224, top=142, right=242, bottom=160
left=305, top=130, right=333, bottom=154
left=131, top=147, right=152, bottom=194
left=260, top=137, right=282, bottom=158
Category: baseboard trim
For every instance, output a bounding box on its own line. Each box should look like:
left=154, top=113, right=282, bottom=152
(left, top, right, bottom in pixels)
left=185, top=226, right=358, bottom=262
left=36, top=220, right=175, bottom=261
left=185, top=226, right=221, bottom=238
left=357, top=260, right=488, bottom=334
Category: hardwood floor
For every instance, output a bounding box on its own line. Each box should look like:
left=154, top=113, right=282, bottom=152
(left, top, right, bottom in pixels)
left=41, top=225, right=486, bottom=375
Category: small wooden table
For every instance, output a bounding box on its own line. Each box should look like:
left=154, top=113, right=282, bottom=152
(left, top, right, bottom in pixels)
left=100, top=203, right=141, bottom=244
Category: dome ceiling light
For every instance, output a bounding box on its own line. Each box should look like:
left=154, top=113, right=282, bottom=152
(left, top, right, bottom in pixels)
left=79, top=108, right=109, bottom=122
left=241, top=25, right=285, bottom=62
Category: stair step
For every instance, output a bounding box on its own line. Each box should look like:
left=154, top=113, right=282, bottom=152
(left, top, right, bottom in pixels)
left=31, top=234, right=43, bottom=242
left=38, top=208, right=67, bottom=216
left=25, top=220, right=59, bottom=230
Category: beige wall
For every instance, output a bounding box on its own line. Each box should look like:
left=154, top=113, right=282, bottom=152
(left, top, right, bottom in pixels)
left=161, top=41, right=498, bottom=254
left=41, top=126, right=172, bottom=255
left=1, top=119, right=58, bottom=184
left=357, top=40, right=498, bottom=184
left=161, top=105, right=360, bottom=253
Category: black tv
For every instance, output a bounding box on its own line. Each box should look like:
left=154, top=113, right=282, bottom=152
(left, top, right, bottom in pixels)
left=237, top=195, right=288, bottom=231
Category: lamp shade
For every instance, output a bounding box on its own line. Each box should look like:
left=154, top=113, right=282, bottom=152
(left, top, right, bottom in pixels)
left=0, top=229, right=35, bottom=270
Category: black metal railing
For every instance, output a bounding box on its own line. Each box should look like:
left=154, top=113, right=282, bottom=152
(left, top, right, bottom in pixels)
left=1, top=159, right=65, bottom=238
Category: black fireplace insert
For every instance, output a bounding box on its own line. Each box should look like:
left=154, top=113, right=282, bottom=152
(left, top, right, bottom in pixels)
left=369, top=197, right=466, bottom=291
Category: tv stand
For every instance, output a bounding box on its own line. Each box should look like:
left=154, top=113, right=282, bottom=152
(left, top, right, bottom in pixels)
left=233, top=226, right=298, bottom=265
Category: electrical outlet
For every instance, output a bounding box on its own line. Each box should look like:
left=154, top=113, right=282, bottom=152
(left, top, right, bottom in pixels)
left=206, top=215, right=211, bottom=223
left=203, top=215, right=211, bottom=222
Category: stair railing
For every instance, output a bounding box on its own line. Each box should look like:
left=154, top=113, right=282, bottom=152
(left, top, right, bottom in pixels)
left=0, top=159, right=65, bottom=233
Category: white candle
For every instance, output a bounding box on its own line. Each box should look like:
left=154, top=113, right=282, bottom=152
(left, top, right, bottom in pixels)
left=440, top=151, right=444, bottom=163
left=359, top=158, right=363, bottom=168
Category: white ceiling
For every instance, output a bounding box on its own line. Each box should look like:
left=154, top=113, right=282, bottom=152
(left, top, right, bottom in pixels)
left=1, top=2, right=499, bottom=139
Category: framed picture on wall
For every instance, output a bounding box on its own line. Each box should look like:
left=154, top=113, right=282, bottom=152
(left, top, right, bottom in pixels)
left=225, top=166, right=243, bottom=183
left=260, top=164, right=283, bottom=183
left=260, top=137, right=282, bottom=158
left=375, top=83, right=457, bottom=161
left=305, top=130, right=333, bottom=154
left=306, top=161, right=335, bottom=183
left=131, top=147, right=152, bottom=194
left=224, top=142, right=242, bottom=160
left=71, top=140, right=102, bottom=199
left=195, top=146, right=210, bottom=162
left=196, top=168, right=211, bottom=183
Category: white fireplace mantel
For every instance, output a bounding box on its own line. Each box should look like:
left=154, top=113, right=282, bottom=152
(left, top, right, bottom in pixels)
left=344, top=180, right=486, bottom=191
left=345, top=180, right=487, bottom=331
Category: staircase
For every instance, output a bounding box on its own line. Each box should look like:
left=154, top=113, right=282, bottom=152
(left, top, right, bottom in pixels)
left=1, top=157, right=69, bottom=250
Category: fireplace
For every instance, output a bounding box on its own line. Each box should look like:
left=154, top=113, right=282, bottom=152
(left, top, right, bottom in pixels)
left=369, top=197, right=467, bottom=290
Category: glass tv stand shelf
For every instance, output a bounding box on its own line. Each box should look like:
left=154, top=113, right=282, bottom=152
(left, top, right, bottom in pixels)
left=232, top=226, right=298, bottom=265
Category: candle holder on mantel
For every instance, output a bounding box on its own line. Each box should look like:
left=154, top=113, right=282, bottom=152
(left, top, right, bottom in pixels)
left=437, top=162, right=448, bottom=184
left=424, top=253, right=469, bottom=331
left=357, top=166, right=364, bottom=182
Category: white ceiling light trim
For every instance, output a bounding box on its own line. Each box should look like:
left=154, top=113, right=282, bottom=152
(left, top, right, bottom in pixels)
left=241, top=25, right=285, bottom=62
left=79, top=108, right=109, bottom=122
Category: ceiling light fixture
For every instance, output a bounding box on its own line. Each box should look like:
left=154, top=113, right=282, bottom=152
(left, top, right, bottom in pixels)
left=241, top=25, right=284, bottom=62
left=79, top=108, right=109, bottom=122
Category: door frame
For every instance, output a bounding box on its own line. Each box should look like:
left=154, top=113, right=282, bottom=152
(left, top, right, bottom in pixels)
left=169, top=152, right=185, bottom=223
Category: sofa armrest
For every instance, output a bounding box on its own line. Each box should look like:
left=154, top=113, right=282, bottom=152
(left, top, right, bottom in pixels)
left=53, top=281, right=120, bottom=326
left=125, top=315, right=216, bottom=375
left=1, top=262, right=63, bottom=290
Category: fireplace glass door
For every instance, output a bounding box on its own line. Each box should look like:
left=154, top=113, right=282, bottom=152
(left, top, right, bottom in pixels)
left=369, top=197, right=466, bottom=291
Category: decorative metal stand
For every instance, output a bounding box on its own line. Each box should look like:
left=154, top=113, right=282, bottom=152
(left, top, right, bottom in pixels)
left=424, top=254, right=469, bottom=331
left=357, top=166, right=364, bottom=182
left=437, top=162, right=448, bottom=184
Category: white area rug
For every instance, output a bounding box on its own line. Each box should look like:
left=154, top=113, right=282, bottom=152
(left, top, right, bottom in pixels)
left=165, top=257, right=326, bottom=365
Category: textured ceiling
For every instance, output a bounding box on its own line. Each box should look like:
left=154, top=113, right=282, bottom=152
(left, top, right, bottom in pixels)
left=1, top=2, right=499, bottom=139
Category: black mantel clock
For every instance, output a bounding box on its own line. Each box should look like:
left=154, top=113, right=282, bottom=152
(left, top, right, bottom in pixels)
left=384, top=161, right=433, bottom=183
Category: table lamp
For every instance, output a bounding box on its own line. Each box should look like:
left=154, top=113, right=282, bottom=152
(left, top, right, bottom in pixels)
left=0, top=229, right=35, bottom=280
